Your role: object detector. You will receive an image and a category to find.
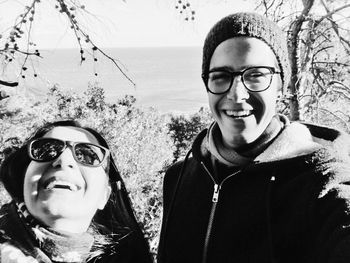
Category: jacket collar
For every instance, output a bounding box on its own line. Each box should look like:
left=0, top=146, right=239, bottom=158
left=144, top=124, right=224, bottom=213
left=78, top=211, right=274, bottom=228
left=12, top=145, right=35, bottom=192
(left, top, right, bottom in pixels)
left=191, top=115, right=350, bottom=164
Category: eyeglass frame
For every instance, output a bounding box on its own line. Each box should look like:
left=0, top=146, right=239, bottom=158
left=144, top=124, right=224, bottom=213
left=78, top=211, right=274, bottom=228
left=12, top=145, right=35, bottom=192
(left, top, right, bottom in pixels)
left=27, top=138, right=110, bottom=167
left=204, top=66, right=281, bottom=95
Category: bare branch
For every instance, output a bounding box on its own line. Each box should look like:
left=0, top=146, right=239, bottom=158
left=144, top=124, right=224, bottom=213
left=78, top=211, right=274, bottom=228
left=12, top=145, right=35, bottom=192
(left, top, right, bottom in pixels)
left=328, top=80, right=350, bottom=91
left=90, top=45, right=136, bottom=87
left=0, top=0, right=139, bottom=85
left=313, top=45, right=333, bottom=56
left=0, top=80, right=18, bottom=87
left=316, top=1, right=350, bottom=26
left=319, top=107, right=350, bottom=130
left=313, top=61, right=350, bottom=67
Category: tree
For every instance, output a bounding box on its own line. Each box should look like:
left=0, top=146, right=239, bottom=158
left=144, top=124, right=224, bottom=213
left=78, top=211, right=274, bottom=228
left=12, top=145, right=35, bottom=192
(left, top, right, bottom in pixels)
left=0, top=0, right=196, bottom=89
left=252, top=0, right=350, bottom=130
left=0, top=0, right=137, bottom=85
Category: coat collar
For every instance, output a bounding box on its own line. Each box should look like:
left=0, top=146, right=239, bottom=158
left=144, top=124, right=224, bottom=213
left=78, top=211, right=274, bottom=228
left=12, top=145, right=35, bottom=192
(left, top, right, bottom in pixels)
left=192, top=115, right=350, bottom=164
left=254, top=121, right=321, bottom=163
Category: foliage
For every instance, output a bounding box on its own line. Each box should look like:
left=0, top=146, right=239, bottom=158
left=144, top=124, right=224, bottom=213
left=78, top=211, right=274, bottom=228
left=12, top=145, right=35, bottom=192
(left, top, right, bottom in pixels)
left=168, top=107, right=213, bottom=162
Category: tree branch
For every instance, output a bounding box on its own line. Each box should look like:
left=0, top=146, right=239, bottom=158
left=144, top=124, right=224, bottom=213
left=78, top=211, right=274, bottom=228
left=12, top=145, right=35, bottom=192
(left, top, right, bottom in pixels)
left=316, top=1, right=350, bottom=26
left=319, top=107, right=350, bottom=131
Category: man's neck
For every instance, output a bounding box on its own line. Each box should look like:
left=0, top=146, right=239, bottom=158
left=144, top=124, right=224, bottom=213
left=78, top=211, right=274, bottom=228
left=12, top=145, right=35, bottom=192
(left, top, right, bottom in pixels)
left=215, top=115, right=284, bottom=161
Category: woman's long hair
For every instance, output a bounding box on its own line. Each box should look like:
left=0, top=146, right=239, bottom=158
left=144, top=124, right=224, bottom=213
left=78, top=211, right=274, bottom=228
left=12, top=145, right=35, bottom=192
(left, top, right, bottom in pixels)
left=0, top=120, right=152, bottom=262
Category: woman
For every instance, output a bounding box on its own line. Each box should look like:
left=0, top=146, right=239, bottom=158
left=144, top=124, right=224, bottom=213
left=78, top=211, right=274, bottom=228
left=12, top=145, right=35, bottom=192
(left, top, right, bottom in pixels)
left=0, top=120, right=153, bottom=263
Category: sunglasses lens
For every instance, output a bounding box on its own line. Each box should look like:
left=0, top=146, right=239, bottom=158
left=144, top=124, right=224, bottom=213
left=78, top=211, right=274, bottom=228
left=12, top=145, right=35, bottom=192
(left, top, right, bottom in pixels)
left=74, top=143, right=107, bottom=166
left=30, top=138, right=65, bottom=162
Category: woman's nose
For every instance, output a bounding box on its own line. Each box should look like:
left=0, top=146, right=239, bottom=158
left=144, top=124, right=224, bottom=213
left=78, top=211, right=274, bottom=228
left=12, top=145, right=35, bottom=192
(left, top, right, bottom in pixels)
left=51, top=148, right=77, bottom=169
left=226, top=77, right=250, bottom=101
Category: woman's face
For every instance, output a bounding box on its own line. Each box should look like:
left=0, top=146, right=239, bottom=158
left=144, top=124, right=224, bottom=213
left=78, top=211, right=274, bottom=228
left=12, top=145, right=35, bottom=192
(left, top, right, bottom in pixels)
left=23, top=126, right=111, bottom=233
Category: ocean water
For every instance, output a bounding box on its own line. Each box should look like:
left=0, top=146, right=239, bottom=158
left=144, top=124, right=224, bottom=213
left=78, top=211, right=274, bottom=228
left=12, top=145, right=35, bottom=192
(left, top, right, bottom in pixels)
left=22, top=47, right=208, bottom=114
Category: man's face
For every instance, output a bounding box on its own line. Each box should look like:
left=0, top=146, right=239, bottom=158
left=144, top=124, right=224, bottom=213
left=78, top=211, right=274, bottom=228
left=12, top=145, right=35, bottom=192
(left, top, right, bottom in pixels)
left=207, top=37, right=282, bottom=149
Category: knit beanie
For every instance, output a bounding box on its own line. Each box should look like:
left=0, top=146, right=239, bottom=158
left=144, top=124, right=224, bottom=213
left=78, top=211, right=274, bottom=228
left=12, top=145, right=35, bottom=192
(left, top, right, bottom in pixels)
left=202, top=12, right=291, bottom=92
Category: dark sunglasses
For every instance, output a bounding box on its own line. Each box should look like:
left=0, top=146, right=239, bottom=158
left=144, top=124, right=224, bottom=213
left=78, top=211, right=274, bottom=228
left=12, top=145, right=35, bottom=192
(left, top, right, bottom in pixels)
left=28, top=138, right=110, bottom=167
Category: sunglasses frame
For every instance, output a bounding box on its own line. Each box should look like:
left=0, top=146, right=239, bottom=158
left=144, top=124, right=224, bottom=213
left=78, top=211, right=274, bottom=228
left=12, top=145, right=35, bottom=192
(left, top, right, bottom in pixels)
left=27, top=138, right=110, bottom=167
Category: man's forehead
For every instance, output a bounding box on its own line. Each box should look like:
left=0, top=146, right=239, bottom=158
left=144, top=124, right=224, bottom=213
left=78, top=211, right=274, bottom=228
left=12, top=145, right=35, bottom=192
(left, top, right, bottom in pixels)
left=209, top=37, right=278, bottom=69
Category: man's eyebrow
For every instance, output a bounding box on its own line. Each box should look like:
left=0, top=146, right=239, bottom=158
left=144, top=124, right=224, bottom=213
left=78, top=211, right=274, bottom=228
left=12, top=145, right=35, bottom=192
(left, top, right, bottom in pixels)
left=209, top=66, right=234, bottom=72
left=209, top=64, right=276, bottom=72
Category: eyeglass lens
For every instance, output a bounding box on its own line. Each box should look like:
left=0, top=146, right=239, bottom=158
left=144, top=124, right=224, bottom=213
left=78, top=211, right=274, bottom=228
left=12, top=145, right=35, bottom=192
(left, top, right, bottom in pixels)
left=29, top=138, right=106, bottom=166
left=208, top=67, right=274, bottom=93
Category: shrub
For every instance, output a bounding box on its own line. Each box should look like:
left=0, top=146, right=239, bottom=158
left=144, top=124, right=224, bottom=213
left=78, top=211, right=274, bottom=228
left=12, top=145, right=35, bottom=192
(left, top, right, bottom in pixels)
left=167, top=107, right=213, bottom=162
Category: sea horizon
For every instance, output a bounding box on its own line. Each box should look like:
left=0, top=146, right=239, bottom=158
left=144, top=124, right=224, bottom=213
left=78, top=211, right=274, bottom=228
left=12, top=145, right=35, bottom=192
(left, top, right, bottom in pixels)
left=17, top=46, right=208, bottom=114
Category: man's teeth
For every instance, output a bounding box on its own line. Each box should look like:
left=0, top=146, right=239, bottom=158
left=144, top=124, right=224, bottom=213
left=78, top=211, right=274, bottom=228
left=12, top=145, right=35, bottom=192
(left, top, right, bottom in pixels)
left=45, top=180, right=78, bottom=191
left=225, top=110, right=252, bottom=117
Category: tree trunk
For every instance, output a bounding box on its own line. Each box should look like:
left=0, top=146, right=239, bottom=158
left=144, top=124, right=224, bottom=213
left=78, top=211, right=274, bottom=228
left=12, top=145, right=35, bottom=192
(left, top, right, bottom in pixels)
left=287, top=0, right=315, bottom=121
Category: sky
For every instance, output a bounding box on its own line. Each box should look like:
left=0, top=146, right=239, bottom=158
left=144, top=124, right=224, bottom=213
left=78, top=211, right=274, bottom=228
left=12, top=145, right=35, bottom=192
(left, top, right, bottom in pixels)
left=0, top=0, right=256, bottom=48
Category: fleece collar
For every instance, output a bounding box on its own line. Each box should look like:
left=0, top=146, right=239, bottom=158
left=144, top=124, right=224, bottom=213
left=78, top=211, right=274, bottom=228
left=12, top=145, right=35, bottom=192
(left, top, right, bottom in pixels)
left=206, top=115, right=285, bottom=166
left=254, top=121, right=321, bottom=163
left=192, top=116, right=350, bottom=165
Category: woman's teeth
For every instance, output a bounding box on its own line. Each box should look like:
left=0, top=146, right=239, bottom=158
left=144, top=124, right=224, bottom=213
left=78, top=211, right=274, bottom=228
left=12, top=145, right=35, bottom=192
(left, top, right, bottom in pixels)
left=45, top=180, right=79, bottom=191
left=225, top=110, right=252, bottom=117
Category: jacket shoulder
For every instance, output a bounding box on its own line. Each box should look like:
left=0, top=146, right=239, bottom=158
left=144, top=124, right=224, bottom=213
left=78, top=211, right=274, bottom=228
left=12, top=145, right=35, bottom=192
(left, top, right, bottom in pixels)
left=163, top=160, right=185, bottom=205
left=163, top=155, right=199, bottom=187
left=303, top=122, right=350, bottom=161
left=162, top=156, right=197, bottom=211
left=164, top=160, right=185, bottom=179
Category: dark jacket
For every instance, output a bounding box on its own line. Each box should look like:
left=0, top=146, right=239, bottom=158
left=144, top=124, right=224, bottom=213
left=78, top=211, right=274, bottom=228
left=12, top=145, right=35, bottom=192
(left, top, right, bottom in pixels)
left=158, top=121, right=350, bottom=263
left=0, top=202, right=151, bottom=263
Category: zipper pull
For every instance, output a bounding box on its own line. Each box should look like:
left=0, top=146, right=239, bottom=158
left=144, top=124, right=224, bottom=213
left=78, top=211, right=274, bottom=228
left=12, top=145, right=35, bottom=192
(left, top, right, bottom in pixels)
left=212, top=184, right=220, bottom=203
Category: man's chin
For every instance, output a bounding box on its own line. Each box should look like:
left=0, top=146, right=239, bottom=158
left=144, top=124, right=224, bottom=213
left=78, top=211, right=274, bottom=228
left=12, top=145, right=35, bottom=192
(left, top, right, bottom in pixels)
left=220, top=125, right=263, bottom=148
left=220, top=115, right=257, bottom=132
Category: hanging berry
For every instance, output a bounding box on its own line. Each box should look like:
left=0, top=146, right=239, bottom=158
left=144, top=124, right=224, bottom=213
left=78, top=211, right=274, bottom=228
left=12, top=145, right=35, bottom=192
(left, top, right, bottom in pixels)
left=174, top=0, right=196, bottom=21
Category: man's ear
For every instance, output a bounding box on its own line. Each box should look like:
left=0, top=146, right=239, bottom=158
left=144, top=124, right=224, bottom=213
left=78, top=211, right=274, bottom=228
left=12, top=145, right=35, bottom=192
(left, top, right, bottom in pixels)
left=97, top=185, right=111, bottom=210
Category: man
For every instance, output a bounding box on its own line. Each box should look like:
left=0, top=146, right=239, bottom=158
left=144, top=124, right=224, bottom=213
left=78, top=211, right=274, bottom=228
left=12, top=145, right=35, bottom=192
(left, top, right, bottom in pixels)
left=158, top=12, right=350, bottom=263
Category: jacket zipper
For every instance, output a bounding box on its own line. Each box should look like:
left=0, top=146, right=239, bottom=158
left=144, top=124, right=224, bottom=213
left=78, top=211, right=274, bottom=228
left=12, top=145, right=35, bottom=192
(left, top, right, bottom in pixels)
left=200, top=161, right=240, bottom=263
left=202, top=183, right=219, bottom=263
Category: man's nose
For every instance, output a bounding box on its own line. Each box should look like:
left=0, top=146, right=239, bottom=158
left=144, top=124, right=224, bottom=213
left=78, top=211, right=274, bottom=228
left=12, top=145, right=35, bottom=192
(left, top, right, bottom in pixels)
left=51, top=148, right=77, bottom=169
left=226, top=77, right=250, bottom=101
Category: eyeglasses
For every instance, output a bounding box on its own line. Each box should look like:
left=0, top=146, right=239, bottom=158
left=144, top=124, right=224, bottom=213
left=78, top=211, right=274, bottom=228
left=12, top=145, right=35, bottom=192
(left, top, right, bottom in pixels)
left=206, top=66, right=280, bottom=94
left=28, top=138, right=110, bottom=167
